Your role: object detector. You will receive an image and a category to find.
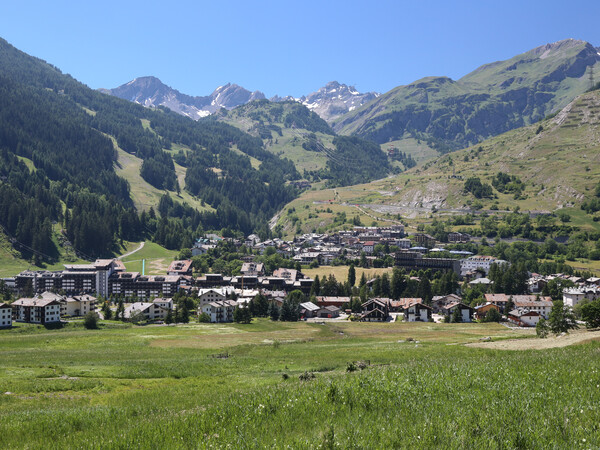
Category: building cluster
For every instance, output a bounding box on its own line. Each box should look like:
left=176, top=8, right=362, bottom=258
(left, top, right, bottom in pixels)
left=0, top=291, right=97, bottom=328
left=526, top=272, right=600, bottom=308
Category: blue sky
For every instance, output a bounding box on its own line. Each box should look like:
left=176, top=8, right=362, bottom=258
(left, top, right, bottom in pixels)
left=1, top=0, right=599, bottom=97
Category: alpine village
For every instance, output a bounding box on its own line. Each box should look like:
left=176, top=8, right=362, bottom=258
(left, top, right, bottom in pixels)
left=1, top=34, right=600, bottom=448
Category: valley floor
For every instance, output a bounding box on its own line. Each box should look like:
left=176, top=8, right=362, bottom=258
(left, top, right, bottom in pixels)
left=1, top=320, right=599, bottom=448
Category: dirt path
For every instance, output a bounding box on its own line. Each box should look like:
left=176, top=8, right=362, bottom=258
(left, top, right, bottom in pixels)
left=118, top=241, right=145, bottom=260
left=467, top=329, right=600, bottom=351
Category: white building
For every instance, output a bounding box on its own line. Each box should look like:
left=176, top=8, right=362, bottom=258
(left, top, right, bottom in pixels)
left=563, top=287, right=600, bottom=307
left=512, top=298, right=553, bottom=319
left=12, top=298, right=61, bottom=324
left=199, top=300, right=237, bottom=323
left=198, top=288, right=228, bottom=306
left=62, top=295, right=96, bottom=317
left=460, top=256, right=508, bottom=276
left=0, top=303, right=12, bottom=328
left=508, top=309, right=541, bottom=327
left=124, top=298, right=173, bottom=321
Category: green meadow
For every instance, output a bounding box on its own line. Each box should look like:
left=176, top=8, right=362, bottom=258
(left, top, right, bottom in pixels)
left=0, top=320, right=599, bottom=448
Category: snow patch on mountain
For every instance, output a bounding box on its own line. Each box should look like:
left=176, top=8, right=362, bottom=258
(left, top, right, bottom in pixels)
left=271, top=81, right=379, bottom=123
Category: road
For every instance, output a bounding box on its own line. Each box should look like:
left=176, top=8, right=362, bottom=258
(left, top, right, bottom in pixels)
left=117, top=241, right=145, bottom=260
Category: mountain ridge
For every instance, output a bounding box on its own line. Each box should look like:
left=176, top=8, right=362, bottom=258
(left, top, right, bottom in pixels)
left=101, top=77, right=266, bottom=119
left=333, top=38, right=600, bottom=154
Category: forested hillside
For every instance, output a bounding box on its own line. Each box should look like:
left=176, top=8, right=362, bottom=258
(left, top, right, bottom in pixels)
left=217, top=100, right=395, bottom=185
left=0, top=37, right=301, bottom=261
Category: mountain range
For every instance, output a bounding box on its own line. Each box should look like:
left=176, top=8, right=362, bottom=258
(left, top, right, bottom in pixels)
left=104, top=39, right=599, bottom=159
left=334, top=39, right=600, bottom=151
left=1, top=34, right=600, bottom=269
left=103, top=78, right=379, bottom=124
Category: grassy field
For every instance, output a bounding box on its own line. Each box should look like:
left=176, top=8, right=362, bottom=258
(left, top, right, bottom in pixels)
left=114, top=145, right=213, bottom=214
left=0, top=319, right=598, bottom=448
left=303, top=266, right=394, bottom=283
left=121, top=241, right=179, bottom=274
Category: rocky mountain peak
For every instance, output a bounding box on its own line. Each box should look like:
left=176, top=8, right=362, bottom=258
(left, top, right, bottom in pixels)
left=297, top=81, right=379, bottom=123
left=102, top=78, right=266, bottom=119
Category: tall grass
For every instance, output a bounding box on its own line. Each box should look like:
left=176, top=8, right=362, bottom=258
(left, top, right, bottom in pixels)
left=0, top=321, right=598, bottom=447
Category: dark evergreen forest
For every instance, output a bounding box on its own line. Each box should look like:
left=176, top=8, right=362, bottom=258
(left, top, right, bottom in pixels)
left=0, top=37, right=395, bottom=261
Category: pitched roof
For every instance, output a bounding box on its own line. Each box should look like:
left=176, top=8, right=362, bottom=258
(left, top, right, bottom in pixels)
left=484, top=294, right=509, bottom=303
left=12, top=298, right=60, bottom=307
left=299, top=302, right=320, bottom=312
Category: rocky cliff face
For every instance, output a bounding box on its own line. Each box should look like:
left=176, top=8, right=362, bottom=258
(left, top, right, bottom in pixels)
left=101, top=77, right=265, bottom=119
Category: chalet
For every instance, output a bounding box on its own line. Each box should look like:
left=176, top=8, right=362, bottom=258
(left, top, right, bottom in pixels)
left=318, top=305, right=341, bottom=319
left=12, top=298, right=61, bottom=324
left=272, top=268, right=302, bottom=281
left=167, top=260, right=193, bottom=276
left=244, top=234, right=261, bottom=247
left=293, top=252, right=321, bottom=265
left=362, top=241, right=376, bottom=255
left=124, top=299, right=173, bottom=321
left=399, top=298, right=431, bottom=322
left=299, top=302, right=320, bottom=318
left=474, top=302, right=500, bottom=321
left=484, top=294, right=510, bottom=312
left=440, top=302, right=474, bottom=322
left=240, top=262, right=265, bottom=277
left=448, top=232, right=470, bottom=243
left=413, top=233, right=436, bottom=249
left=431, top=294, right=462, bottom=313
left=199, top=300, right=237, bottom=323
left=0, top=303, right=12, bottom=328
left=360, top=298, right=389, bottom=322
left=507, top=309, right=541, bottom=327
left=512, top=296, right=553, bottom=319
left=315, top=296, right=351, bottom=308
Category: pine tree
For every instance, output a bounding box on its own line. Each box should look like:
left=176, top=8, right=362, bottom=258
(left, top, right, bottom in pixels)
left=102, top=301, right=112, bottom=320
left=548, top=301, right=578, bottom=335
left=391, top=268, right=405, bottom=300
left=348, top=264, right=356, bottom=287
left=280, top=299, right=292, bottom=321
left=268, top=302, right=280, bottom=321
left=116, top=300, right=125, bottom=321
left=451, top=307, right=462, bottom=323
left=417, top=277, right=433, bottom=305
left=310, top=275, right=321, bottom=297
left=165, top=309, right=174, bottom=324
left=380, top=273, right=391, bottom=298
left=359, top=272, right=367, bottom=288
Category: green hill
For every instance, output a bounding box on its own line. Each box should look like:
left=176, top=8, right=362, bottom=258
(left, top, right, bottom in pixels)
left=217, top=99, right=414, bottom=186
left=0, top=36, right=301, bottom=269
left=334, top=39, right=600, bottom=155
left=277, top=89, right=600, bottom=236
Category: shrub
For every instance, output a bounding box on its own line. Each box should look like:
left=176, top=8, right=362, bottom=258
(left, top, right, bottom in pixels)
left=198, top=312, right=211, bottom=323
left=299, top=371, right=316, bottom=381
left=83, top=312, right=99, bottom=330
